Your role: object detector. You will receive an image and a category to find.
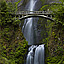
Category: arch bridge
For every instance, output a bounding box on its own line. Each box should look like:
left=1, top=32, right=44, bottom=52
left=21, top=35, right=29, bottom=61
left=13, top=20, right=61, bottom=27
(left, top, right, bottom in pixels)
left=14, top=11, right=54, bottom=21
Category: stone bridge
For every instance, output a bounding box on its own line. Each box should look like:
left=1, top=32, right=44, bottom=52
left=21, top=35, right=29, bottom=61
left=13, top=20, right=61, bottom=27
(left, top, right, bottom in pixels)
left=14, top=11, right=54, bottom=21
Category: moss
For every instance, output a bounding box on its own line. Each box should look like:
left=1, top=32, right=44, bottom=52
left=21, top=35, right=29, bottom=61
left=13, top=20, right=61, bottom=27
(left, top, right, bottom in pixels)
left=39, top=1, right=64, bottom=63
left=0, top=1, right=28, bottom=64
left=0, top=26, right=28, bottom=64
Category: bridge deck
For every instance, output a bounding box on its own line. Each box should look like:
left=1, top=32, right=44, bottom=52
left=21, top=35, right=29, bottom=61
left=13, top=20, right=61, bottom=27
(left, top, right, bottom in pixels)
left=15, top=11, right=52, bottom=15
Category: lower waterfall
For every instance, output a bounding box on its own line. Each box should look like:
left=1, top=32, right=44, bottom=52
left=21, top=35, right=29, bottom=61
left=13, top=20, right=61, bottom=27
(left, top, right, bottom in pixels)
left=26, top=44, right=45, bottom=64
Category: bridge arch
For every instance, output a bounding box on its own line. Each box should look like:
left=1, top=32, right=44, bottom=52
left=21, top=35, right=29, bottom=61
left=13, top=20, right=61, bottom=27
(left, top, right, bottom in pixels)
left=19, top=15, right=54, bottom=21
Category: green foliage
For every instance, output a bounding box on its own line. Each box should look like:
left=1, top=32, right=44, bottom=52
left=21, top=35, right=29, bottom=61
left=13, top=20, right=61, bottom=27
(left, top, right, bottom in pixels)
left=40, top=5, right=49, bottom=11
left=53, top=6, right=64, bottom=28
left=0, top=56, right=9, bottom=64
left=0, top=26, right=28, bottom=64
left=14, top=0, right=22, bottom=13
left=40, top=0, right=46, bottom=5
left=0, top=0, right=28, bottom=64
left=46, top=56, right=64, bottom=64
left=39, top=0, right=64, bottom=64
left=7, top=2, right=16, bottom=13
left=0, top=0, right=21, bottom=26
left=59, top=0, right=64, bottom=3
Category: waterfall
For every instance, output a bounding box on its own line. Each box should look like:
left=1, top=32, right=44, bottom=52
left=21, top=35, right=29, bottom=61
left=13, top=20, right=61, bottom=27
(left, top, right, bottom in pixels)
left=26, top=45, right=37, bottom=64
left=22, top=0, right=37, bottom=45
left=26, top=44, right=45, bottom=64
left=34, top=45, right=45, bottom=64
left=22, top=0, right=45, bottom=64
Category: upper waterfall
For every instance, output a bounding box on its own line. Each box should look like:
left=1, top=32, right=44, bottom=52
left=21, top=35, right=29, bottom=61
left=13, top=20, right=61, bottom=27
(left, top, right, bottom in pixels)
left=22, top=0, right=38, bottom=45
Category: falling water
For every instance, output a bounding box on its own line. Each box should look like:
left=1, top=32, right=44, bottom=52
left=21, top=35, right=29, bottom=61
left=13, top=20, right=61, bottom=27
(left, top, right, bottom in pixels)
left=26, top=45, right=37, bottom=64
left=22, top=0, right=37, bottom=45
left=26, top=44, right=45, bottom=64
left=22, top=0, right=45, bottom=64
left=34, top=44, right=45, bottom=64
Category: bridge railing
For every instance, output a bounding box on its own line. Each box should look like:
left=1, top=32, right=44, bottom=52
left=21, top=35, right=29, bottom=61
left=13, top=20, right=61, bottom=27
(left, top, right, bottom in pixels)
left=16, top=11, right=52, bottom=15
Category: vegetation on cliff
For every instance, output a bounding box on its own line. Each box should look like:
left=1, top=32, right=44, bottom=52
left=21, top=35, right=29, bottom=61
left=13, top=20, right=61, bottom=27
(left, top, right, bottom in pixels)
left=0, top=0, right=28, bottom=64
left=39, top=0, right=64, bottom=64
left=0, top=0, right=64, bottom=64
